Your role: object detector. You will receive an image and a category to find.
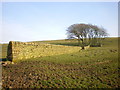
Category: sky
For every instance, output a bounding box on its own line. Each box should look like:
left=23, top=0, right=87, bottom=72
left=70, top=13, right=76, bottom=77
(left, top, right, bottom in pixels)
left=1, top=2, right=118, bottom=43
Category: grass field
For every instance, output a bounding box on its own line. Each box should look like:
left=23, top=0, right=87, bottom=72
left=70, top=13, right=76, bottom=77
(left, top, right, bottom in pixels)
left=1, top=37, right=120, bottom=88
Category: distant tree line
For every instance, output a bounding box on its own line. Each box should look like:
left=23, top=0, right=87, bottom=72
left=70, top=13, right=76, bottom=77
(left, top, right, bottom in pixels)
left=66, top=23, right=108, bottom=49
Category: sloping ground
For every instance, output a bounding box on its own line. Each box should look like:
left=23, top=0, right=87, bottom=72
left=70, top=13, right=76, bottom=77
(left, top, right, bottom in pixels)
left=1, top=37, right=119, bottom=88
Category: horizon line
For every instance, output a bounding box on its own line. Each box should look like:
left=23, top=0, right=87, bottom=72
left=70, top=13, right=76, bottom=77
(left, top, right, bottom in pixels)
left=0, top=36, right=119, bottom=44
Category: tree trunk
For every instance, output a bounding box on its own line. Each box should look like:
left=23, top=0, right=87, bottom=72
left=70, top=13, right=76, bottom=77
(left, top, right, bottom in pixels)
left=81, top=40, right=85, bottom=50
left=77, top=36, right=81, bottom=46
left=77, top=36, right=85, bottom=50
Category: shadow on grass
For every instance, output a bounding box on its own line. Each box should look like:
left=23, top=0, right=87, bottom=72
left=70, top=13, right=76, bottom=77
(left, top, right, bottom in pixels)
left=0, top=58, right=7, bottom=61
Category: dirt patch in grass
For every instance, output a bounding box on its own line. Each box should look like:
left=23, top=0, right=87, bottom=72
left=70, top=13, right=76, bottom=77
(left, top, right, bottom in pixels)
left=2, top=59, right=119, bottom=88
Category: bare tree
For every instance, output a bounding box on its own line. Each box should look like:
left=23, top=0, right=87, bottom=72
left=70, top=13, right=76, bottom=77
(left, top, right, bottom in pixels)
left=66, top=23, right=108, bottom=49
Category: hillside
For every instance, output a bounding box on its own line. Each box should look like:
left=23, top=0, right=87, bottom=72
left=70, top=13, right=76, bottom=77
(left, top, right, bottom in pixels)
left=1, top=37, right=119, bottom=88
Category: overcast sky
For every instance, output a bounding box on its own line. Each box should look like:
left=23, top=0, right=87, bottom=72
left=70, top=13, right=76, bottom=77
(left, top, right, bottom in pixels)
left=1, top=2, right=118, bottom=43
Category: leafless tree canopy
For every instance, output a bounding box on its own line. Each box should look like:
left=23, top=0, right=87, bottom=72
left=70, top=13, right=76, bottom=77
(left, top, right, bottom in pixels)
left=66, top=23, right=108, bottom=48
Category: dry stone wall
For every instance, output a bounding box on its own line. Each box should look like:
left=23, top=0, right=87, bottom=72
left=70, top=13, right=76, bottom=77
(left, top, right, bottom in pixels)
left=7, top=41, right=90, bottom=62
left=7, top=41, right=82, bottom=62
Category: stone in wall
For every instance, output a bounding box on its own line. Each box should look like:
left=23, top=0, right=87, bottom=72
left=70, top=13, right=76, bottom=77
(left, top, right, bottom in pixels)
left=7, top=41, right=21, bottom=61
left=7, top=41, right=13, bottom=61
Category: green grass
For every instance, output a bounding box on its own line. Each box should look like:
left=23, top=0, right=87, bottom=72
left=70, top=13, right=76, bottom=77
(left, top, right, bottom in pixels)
left=1, top=37, right=119, bottom=88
